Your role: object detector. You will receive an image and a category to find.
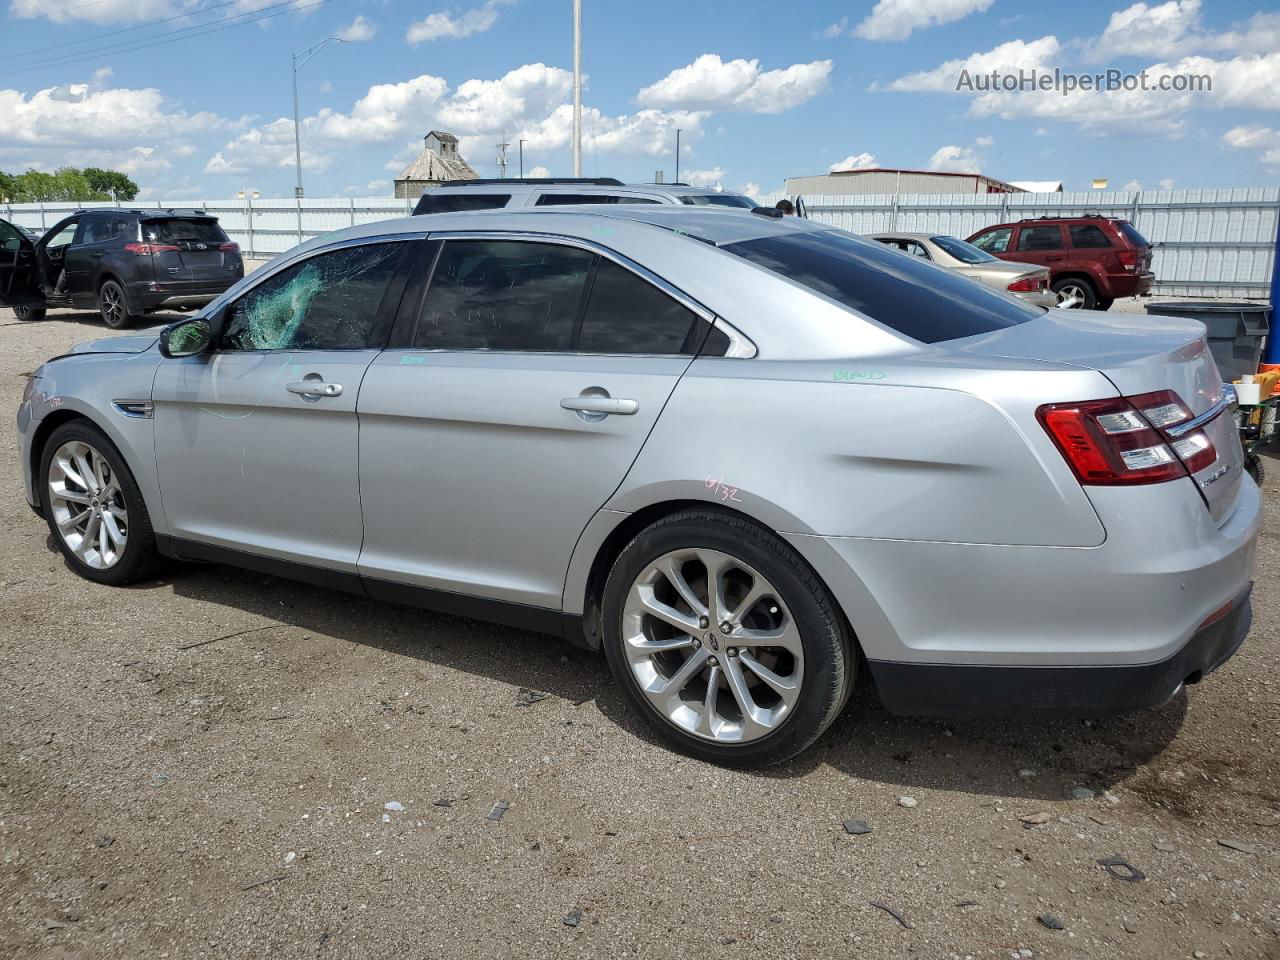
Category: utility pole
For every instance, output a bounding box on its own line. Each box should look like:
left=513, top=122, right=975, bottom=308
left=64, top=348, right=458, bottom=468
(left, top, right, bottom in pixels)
left=572, top=0, right=582, bottom=176
left=674, top=128, right=681, bottom=183
left=518, top=139, right=526, bottom=178
left=496, top=130, right=510, bottom=178
left=291, top=37, right=347, bottom=199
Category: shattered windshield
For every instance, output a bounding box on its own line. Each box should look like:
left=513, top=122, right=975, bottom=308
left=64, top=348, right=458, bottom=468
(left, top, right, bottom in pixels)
left=220, top=242, right=406, bottom=351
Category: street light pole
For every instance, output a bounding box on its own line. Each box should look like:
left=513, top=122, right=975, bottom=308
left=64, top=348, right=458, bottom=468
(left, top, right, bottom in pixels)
left=291, top=37, right=347, bottom=199
left=675, top=128, right=681, bottom=183
left=572, top=0, right=582, bottom=176
left=518, top=139, right=526, bottom=178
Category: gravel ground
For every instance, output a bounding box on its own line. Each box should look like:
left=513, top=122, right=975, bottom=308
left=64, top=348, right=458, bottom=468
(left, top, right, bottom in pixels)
left=1, top=307, right=1277, bottom=960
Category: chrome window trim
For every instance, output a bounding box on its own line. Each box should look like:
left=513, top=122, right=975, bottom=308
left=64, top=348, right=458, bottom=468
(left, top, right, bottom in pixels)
left=1166, top=396, right=1230, bottom=438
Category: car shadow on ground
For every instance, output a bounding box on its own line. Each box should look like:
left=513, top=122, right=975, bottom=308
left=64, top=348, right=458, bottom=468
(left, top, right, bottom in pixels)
left=107, top=553, right=1189, bottom=801
left=1, top=309, right=184, bottom=330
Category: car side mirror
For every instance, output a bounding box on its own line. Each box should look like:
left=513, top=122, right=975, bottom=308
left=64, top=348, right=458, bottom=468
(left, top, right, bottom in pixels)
left=159, top=316, right=213, bottom=358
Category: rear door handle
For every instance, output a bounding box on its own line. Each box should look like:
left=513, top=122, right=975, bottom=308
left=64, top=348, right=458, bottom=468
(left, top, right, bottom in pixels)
left=90, top=250, right=104, bottom=259
left=560, top=396, right=639, bottom=416
left=287, top=380, right=343, bottom=398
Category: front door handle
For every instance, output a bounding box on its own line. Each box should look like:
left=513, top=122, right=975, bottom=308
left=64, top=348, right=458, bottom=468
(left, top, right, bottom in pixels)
left=560, top=396, right=639, bottom=416
left=287, top=380, right=343, bottom=398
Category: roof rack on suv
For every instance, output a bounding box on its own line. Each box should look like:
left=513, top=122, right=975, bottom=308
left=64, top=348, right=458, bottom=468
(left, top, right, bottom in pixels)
left=438, top=177, right=626, bottom=187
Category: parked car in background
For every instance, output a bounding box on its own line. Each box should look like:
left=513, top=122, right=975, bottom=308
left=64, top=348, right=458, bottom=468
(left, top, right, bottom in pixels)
left=966, top=215, right=1154, bottom=311
left=870, top=232, right=1055, bottom=308
left=0, top=210, right=243, bottom=327
left=15, top=207, right=1256, bottom=767
left=413, top=177, right=757, bottom=215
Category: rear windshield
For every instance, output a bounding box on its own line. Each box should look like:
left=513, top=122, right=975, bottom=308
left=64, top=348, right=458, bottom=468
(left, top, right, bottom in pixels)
left=413, top=193, right=511, bottom=215
left=1117, top=221, right=1149, bottom=247
left=930, top=235, right=997, bottom=264
left=722, top=229, right=1041, bottom=344
left=534, top=193, right=661, bottom=205
left=142, top=218, right=228, bottom=244
left=680, top=194, right=755, bottom=209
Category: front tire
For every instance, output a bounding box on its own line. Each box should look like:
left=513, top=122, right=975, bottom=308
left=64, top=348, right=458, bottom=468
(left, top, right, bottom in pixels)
left=98, top=279, right=138, bottom=329
left=39, top=420, right=160, bottom=585
left=13, top=304, right=46, bottom=322
left=601, top=509, right=854, bottom=767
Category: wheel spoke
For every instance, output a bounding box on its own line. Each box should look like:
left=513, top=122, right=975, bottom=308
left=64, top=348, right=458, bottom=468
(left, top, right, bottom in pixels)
left=98, top=517, right=110, bottom=558
left=102, top=512, right=127, bottom=548
left=91, top=453, right=108, bottom=493
left=656, top=555, right=706, bottom=619
left=658, top=647, right=709, bottom=697
left=705, top=554, right=731, bottom=624
left=79, top=515, right=100, bottom=558
left=73, top=454, right=99, bottom=494
left=58, top=507, right=91, bottom=532
left=696, top=663, right=721, bottom=736
left=727, top=578, right=771, bottom=627
left=55, top=487, right=91, bottom=505
left=739, top=651, right=798, bottom=695
left=734, top=619, right=803, bottom=656
left=630, top=634, right=695, bottom=653
left=638, top=591, right=701, bottom=636
left=722, top=655, right=764, bottom=731
left=56, top=455, right=89, bottom=493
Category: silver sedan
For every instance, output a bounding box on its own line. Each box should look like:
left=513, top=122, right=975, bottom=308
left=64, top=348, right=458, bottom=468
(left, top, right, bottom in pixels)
left=12, top=207, right=1258, bottom=766
left=871, top=232, right=1058, bottom=308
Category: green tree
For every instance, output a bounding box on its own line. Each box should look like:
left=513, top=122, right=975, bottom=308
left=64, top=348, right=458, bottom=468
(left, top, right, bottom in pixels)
left=0, top=166, right=141, bottom=202
left=83, top=167, right=139, bottom=201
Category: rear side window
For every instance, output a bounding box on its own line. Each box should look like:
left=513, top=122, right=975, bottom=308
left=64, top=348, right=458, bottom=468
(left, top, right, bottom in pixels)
left=1069, top=224, right=1112, bottom=248
left=143, top=218, right=228, bottom=244
left=413, top=193, right=510, bottom=215
left=680, top=194, right=755, bottom=208
left=722, top=230, right=1040, bottom=344
left=221, top=242, right=405, bottom=351
left=412, top=240, right=594, bottom=351
left=577, top=259, right=698, bottom=354
left=534, top=193, right=660, bottom=205
left=1016, top=225, right=1063, bottom=251
left=1117, top=221, right=1149, bottom=247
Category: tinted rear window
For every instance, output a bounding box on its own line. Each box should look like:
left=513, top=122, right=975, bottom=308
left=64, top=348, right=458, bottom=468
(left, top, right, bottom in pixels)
left=1117, top=221, right=1149, bottom=247
left=534, top=193, right=660, bottom=205
left=680, top=194, right=755, bottom=208
left=722, top=230, right=1041, bottom=344
left=142, top=218, right=227, bottom=243
left=414, top=194, right=511, bottom=215
left=930, top=235, right=997, bottom=264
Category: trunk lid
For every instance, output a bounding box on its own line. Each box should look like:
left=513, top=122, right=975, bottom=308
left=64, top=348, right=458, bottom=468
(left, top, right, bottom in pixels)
left=955, top=309, right=1245, bottom=523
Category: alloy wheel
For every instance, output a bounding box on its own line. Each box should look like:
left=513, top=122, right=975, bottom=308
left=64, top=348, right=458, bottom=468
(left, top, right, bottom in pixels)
left=100, top=283, right=124, bottom=327
left=1055, top=282, right=1088, bottom=308
left=47, top=440, right=128, bottom=569
left=621, top=548, right=804, bottom=743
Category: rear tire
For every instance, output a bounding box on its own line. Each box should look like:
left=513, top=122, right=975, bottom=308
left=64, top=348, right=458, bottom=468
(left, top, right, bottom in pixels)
left=13, top=305, right=46, bottom=322
left=601, top=508, right=855, bottom=767
left=98, top=279, right=138, bottom=329
left=1245, top=450, right=1265, bottom=486
left=1095, top=297, right=1115, bottom=311
left=39, top=420, right=161, bottom=586
left=1052, top=277, right=1097, bottom=310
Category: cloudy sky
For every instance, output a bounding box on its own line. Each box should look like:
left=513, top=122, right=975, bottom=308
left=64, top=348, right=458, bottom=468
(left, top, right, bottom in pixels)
left=1, top=0, right=1278, bottom=199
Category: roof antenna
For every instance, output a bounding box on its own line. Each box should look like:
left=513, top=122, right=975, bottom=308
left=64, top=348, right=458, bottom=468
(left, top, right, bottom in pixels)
left=495, top=130, right=509, bottom=179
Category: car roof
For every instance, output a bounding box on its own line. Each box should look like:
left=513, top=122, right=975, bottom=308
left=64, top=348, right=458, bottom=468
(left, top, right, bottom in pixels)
left=421, top=180, right=749, bottom=200
left=871, top=232, right=941, bottom=241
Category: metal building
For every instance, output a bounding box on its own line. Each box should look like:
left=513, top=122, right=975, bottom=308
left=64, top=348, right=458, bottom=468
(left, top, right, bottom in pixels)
left=393, top=131, right=479, bottom=199
left=786, top=167, right=1024, bottom=196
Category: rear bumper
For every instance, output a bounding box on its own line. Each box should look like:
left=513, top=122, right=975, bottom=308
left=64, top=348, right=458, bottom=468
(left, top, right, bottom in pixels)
left=869, top=585, right=1252, bottom=718
left=126, top=278, right=238, bottom=311
left=1104, top=271, right=1154, bottom=299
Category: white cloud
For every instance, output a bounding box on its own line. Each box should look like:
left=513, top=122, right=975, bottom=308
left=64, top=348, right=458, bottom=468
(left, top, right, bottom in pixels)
left=882, top=36, right=1061, bottom=92
left=1222, top=125, right=1280, bottom=172
left=856, top=0, right=994, bottom=42
left=116, top=146, right=171, bottom=174
left=0, top=80, right=222, bottom=151
left=1123, top=178, right=1143, bottom=190
left=10, top=0, right=174, bottom=24
left=437, top=63, right=572, bottom=134
left=682, top=167, right=726, bottom=188
left=336, top=15, right=376, bottom=42
left=1158, top=177, right=1175, bottom=189
left=928, top=144, right=982, bottom=172
left=314, top=74, right=450, bottom=141
left=1087, top=0, right=1280, bottom=61
left=204, top=117, right=331, bottom=176
left=406, top=0, right=510, bottom=45
left=975, top=134, right=993, bottom=147
left=526, top=164, right=551, bottom=177
left=822, top=16, right=848, bottom=38
left=739, top=181, right=762, bottom=199
left=636, top=54, right=832, bottom=113
left=828, top=152, right=877, bottom=172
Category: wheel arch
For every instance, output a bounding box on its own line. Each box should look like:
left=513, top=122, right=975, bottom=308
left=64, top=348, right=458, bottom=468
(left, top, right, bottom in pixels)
left=29, top=409, right=96, bottom=509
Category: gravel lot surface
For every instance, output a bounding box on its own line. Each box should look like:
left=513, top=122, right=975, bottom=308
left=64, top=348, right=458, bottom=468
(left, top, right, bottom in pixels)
left=1, top=307, right=1277, bottom=960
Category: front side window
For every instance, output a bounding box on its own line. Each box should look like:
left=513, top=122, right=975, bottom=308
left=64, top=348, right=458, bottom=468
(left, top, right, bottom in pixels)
left=970, top=227, right=1011, bottom=253
left=412, top=240, right=594, bottom=351
left=722, top=229, right=1039, bottom=345
left=577, top=259, right=698, bottom=354
left=45, top=221, right=79, bottom=249
left=1017, top=225, right=1064, bottom=251
left=221, top=242, right=405, bottom=351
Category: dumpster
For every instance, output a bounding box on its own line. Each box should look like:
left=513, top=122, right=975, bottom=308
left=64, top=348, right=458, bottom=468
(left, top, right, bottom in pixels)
left=1145, top=301, right=1271, bottom=382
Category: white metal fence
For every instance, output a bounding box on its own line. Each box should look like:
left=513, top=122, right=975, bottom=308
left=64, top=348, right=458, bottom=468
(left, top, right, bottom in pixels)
left=764, top=188, right=1278, bottom=299
left=5, top=188, right=1278, bottom=298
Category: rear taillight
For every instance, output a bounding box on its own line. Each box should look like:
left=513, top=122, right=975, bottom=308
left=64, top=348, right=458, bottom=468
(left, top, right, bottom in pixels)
left=220, top=242, right=240, bottom=253
left=1037, top=389, right=1216, bottom=485
left=1117, top=249, right=1137, bottom=270
left=1007, top=276, right=1044, bottom=292
left=123, top=242, right=179, bottom=255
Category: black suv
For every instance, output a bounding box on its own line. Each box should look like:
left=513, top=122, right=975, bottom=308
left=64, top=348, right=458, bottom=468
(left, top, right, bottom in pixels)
left=0, top=209, right=244, bottom=328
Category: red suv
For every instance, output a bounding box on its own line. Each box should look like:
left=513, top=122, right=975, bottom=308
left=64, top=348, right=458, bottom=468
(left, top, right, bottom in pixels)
left=966, top=215, right=1153, bottom=311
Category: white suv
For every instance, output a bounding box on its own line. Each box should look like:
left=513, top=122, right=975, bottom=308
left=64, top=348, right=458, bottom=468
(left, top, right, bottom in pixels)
left=413, top=177, right=756, bottom=215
